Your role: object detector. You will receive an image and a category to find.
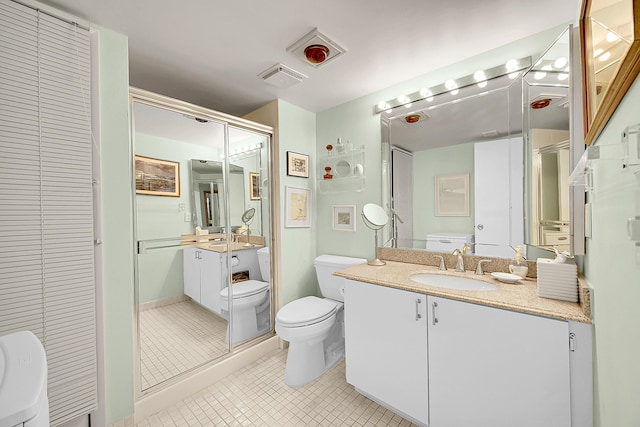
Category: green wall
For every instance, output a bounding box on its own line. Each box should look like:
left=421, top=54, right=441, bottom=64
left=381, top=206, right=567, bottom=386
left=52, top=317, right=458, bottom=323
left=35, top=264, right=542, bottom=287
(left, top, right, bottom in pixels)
left=95, top=25, right=135, bottom=425
left=584, top=75, right=640, bottom=426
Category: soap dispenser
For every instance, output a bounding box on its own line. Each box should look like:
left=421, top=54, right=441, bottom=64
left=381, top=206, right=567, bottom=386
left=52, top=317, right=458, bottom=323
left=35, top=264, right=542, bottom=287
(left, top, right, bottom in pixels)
left=509, top=245, right=528, bottom=279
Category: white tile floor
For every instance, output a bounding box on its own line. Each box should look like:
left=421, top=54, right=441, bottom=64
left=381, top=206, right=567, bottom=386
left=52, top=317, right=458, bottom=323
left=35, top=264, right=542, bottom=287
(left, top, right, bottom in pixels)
left=135, top=349, right=418, bottom=427
left=139, top=300, right=229, bottom=389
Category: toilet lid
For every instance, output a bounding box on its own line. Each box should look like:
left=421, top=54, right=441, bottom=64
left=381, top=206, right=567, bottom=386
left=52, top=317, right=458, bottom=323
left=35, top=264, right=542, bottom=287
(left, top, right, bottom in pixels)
left=276, top=296, right=337, bottom=327
left=220, top=280, right=269, bottom=299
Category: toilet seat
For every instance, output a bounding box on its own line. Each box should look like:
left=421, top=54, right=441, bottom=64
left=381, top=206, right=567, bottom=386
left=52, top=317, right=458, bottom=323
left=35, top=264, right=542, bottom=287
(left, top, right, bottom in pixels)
left=220, top=280, right=268, bottom=300
left=276, top=296, right=337, bottom=328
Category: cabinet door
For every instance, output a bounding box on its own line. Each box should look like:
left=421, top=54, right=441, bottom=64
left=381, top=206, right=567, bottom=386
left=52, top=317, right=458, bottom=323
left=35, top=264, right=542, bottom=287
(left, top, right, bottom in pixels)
left=200, top=249, right=224, bottom=314
left=427, top=296, right=571, bottom=427
left=183, top=247, right=201, bottom=302
left=345, top=279, right=428, bottom=425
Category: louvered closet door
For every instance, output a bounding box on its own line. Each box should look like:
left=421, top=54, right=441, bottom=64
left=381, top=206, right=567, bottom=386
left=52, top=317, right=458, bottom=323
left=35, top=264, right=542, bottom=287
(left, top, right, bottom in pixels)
left=0, top=0, right=97, bottom=425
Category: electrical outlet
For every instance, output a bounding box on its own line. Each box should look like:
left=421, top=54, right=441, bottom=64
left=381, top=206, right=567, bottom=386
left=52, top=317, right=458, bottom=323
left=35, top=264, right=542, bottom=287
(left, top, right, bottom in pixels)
left=184, top=212, right=191, bottom=222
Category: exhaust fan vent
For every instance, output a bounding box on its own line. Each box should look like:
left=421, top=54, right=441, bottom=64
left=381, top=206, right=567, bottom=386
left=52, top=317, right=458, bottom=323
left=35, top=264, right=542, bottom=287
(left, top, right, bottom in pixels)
left=259, top=63, right=307, bottom=88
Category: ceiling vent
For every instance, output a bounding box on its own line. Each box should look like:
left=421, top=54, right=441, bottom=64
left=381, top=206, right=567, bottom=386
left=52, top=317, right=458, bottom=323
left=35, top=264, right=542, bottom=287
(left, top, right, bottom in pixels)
left=287, top=28, right=346, bottom=68
left=258, top=63, right=307, bottom=88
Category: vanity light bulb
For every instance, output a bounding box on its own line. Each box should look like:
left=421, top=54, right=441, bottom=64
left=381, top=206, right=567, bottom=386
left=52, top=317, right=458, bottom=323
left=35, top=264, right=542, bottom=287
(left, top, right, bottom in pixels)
left=542, top=64, right=552, bottom=71
left=404, top=102, right=413, bottom=108
left=426, top=96, right=434, bottom=102
left=473, top=70, right=486, bottom=82
left=378, top=101, right=387, bottom=109
left=606, top=31, right=619, bottom=42
left=505, top=58, right=518, bottom=71
left=397, top=94, right=408, bottom=104
left=558, top=73, right=569, bottom=81
left=553, top=57, right=567, bottom=68
left=534, top=71, right=546, bottom=80
left=445, top=79, right=456, bottom=89
left=598, top=51, right=611, bottom=62
left=593, top=48, right=603, bottom=58
left=508, top=72, right=519, bottom=79
left=451, top=89, right=459, bottom=96
left=419, top=87, right=431, bottom=97
left=477, top=81, right=487, bottom=88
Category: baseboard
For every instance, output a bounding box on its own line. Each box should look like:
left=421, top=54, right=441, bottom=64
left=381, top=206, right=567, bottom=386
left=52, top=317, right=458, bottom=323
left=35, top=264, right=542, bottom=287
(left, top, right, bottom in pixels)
left=134, top=335, right=279, bottom=422
left=138, top=294, right=190, bottom=312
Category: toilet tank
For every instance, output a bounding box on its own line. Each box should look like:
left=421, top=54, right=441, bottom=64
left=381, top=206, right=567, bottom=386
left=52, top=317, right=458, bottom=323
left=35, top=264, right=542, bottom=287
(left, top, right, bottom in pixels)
left=426, top=233, right=475, bottom=253
left=314, top=255, right=366, bottom=302
left=257, top=247, right=270, bottom=281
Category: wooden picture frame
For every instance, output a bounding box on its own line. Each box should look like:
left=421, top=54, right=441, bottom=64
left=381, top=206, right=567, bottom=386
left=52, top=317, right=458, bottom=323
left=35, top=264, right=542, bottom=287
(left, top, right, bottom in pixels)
left=332, top=205, right=357, bottom=232
left=287, top=151, right=309, bottom=178
left=581, top=0, right=640, bottom=145
left=435, top=173, right=470, bottom=217
left=285, top=185, right=311, bottom=227
left=249, top=172, right=260, bottom=200
left=135, top=155, right=180, bottom=197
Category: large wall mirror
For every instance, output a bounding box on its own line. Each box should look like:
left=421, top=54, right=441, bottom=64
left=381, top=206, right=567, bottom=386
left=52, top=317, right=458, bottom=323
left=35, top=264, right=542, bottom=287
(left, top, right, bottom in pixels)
left=381, top=26, right=586, bottom=258
left=131, top=89, right=274, bottom=395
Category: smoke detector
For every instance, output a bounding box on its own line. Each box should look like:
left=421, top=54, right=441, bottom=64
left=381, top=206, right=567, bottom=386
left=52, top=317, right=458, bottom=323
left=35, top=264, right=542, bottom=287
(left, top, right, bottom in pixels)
left=258, top=63, right=307, bottom=88
left=287, top=28, right=346, bottom=68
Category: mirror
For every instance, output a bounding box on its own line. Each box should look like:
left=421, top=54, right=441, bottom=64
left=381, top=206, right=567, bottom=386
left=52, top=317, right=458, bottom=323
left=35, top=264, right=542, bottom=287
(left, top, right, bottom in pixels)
left=581, top=0, right=639, bottom=145
left=362, top=203, right=389, bottom=266
left=131, top=91, right=273, bottom=393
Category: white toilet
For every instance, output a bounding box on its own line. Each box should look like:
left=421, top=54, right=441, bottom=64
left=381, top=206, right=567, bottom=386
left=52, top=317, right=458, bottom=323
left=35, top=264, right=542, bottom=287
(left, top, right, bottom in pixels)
left=276, top=254, right=366, bottom=387
left=220, top=247, right=271, bottom=343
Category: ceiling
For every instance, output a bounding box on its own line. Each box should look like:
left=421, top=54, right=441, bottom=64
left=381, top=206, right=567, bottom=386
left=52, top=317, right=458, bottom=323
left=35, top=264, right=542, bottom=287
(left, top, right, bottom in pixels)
left=40, top=0, right=580, bottom=117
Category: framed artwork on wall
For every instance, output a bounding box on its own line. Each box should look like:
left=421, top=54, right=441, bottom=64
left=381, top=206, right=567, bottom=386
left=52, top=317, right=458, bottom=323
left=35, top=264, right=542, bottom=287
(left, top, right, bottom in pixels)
left=285, top=185, right=311, bottom=227
left=332, top=205, right=357, bottom=232
left=287, top=151, right=309, bottom=178
left=249, top=172, right=260, bottom=200
left=134, top=155, right=180, bottom=197
left=435, top=173, right=470, bottom=216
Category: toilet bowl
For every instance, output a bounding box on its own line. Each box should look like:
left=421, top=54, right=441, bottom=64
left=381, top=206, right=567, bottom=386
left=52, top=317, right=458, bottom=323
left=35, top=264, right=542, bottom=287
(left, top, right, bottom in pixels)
left=220, top=246, right=271, bottom=343
left=275, top=254, right=366, bottom=387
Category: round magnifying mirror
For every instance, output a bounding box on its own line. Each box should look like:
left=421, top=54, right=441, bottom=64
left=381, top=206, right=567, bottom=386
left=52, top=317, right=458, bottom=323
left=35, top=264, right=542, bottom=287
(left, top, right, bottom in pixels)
left=362, top=203, right=388, bottom=228
left=241, top=208, right=256, bottom=225
left=335, top=159, right=352, bottom=177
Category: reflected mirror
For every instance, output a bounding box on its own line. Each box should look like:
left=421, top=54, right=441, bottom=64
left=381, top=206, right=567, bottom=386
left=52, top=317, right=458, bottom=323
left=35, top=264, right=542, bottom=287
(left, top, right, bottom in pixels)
left=132, top=93, right=272, bottom=393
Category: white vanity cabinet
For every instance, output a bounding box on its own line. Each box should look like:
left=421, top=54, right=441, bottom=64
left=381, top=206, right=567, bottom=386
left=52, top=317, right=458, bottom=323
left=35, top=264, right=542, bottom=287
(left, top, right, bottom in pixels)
left=344, top=279, right=429, bottom=426
left=183, top=246, right=261, bottom=315
left=344, top=279, right=592, bottom=427
left=427, top=295, right=571, bottom=427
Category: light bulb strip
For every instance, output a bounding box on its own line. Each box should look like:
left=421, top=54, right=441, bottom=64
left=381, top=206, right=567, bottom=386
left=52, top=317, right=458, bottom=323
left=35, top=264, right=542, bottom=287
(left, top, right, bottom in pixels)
left=375, top=56, right=532, bottom=113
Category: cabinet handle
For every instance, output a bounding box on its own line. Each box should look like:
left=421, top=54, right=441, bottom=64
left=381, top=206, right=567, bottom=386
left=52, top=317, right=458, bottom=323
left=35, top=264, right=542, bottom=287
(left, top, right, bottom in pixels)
left=415, top=298, right=422, bottom=321
left=431, top=301, right=439, bottom=325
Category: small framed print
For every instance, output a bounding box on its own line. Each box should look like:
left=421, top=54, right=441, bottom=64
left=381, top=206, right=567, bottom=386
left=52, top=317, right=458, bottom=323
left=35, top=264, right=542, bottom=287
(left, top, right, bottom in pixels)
left=332, top=205, right=356, bottom=232
left=249, top=172, right=260, bottom=200
left=435, top=173, right=470, bottom=216
left=285, top=185, right=311, bottom=228
left=134, top=155, right=180, bottom=197
left=287, top=151, right=309, bottom=178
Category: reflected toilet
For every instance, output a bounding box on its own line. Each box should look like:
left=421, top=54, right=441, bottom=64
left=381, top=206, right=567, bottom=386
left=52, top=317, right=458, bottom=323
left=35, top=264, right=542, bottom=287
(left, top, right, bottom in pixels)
left=220, top=246, right=271, bottom=343
left=275, top=254, right=366, bottom=387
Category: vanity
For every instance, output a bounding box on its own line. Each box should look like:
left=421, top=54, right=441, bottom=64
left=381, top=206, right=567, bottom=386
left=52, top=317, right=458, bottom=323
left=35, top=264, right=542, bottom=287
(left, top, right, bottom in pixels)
left=337, top=260, right=592, bottom=427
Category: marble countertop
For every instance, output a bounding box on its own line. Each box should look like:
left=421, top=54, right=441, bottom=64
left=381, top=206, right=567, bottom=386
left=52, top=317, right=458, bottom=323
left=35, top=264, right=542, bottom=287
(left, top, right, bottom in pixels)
left=335, top=261, right=591, bottom=324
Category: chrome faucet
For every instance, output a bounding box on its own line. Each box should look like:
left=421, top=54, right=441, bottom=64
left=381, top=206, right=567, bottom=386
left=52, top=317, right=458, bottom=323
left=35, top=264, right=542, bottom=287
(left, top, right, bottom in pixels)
left=451, top=249, right=465, bottom=272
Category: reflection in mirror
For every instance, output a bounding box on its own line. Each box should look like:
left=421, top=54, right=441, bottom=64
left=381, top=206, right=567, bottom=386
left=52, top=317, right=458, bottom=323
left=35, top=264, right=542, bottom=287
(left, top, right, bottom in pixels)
left=132, top=96, right=272, bottom=393
left=381, top=68, right=526, bottom=258
left=523, top=27, right=577, bottom=253
left=584, top=0, right=634, bottom=123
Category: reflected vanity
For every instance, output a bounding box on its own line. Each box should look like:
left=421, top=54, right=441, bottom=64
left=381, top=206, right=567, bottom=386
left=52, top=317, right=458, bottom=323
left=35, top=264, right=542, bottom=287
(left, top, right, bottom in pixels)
left=131, top=88, right=275, bottom=395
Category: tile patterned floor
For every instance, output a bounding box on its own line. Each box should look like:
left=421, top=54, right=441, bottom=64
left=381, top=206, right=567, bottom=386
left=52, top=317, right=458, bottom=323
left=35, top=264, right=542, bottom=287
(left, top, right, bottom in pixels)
left=139, top=300, right=229, bottom=389
left=135, top=349, right=418, bottom=427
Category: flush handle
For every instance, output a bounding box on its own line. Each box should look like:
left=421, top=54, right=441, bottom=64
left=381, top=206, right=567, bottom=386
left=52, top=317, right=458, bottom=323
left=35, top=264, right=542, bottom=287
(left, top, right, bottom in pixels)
left=477, top=224, right=484, bottom=230
left=415, top=298, right=422, bottom=321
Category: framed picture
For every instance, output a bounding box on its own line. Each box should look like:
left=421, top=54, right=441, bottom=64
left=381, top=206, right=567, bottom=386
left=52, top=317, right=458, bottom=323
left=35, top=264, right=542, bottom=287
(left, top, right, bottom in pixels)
left=287, top=151, right=309, bottom=178
left=285, top=185, right=311, bottom=228
left=135, top=155, right=180, bottom=197
left=332, top=205, right=356, bottom=232
left=249, top=172, right=260, bottom=200
left=435, top=173, right=469, bottom=216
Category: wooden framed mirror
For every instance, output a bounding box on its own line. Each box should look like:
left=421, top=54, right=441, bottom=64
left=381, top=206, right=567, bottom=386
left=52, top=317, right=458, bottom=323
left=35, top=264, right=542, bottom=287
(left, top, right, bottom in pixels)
left=581, top=0, right=640, bottom=145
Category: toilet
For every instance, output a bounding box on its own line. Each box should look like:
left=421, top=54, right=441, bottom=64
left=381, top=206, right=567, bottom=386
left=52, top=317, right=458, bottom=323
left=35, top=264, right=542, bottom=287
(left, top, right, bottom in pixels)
left=220, top=246, right=271, bottom=343
left=275, top=254, right=366, bottom=387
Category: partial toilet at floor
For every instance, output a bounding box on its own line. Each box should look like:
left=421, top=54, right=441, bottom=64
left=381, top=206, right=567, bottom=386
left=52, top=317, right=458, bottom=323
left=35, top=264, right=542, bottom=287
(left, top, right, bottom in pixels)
left=276, top=254, right=366, bottom=387
left=220, top=246, right=271, bottom=344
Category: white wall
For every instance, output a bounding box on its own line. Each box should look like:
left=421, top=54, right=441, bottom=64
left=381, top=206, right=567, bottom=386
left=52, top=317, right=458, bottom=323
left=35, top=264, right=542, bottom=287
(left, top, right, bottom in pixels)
left=583, top=75, right=640, bottom=427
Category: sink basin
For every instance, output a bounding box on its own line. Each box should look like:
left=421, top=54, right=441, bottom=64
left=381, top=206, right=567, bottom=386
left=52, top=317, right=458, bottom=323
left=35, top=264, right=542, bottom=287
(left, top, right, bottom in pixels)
left=410, top=273, right=499, bottom=291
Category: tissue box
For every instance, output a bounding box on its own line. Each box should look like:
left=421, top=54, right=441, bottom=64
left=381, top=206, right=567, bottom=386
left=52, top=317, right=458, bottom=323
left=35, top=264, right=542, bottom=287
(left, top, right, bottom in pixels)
left=536, top=258, right=578, bottom=302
